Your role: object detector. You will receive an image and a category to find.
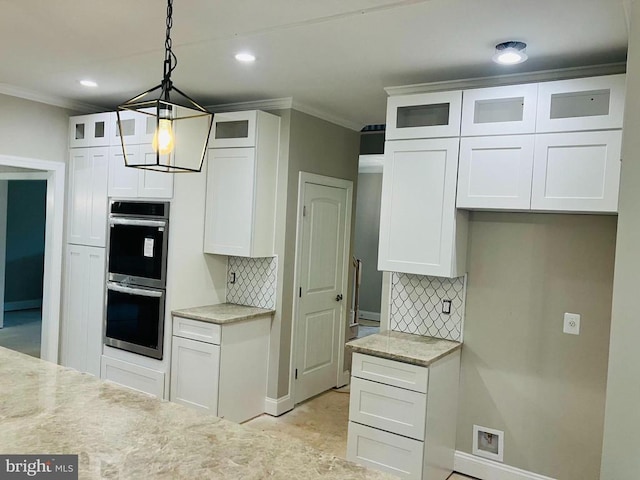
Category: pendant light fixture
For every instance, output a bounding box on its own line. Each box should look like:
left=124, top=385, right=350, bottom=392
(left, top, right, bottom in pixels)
left=117, top=0, right=213, bottom=173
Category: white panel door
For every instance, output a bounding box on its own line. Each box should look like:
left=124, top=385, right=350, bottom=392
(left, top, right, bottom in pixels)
left=170, top=336, right=220, bottom=414
left=67, top=147, right=108, bottom=247
left=295, top=182, right=348, bottom=403
left=137, top=144, right=174, bottom=199
left=531, top=131, right=622, bottom=212
left=378, top=138, right=461, bottom=277
left=457, top=135, right=534, bottom=210
left=386, top=91, right=462, bottom=140
left=108, top=145, right=139, bottom=198
left=204, top=147, right=256, bottom=256
left=60, top=244, right=105, bottom=376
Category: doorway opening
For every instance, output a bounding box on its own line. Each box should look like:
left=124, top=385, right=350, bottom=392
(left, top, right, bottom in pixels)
left=0, top=179, right=47, bottom=357
left=351, top=154, right=384, bottom=340
left=0, top=156, right=65, bottom=363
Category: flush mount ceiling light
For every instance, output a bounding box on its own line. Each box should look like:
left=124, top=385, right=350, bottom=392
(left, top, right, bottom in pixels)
left=117, top=0, right=213, bottom=173
left=79, top=79, right=98, bottom=88
left=492, top=41, right=528, bottom=65
left=235, top=52, right=256, bottom=63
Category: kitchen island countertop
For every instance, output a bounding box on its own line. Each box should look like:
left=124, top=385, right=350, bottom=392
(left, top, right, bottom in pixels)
left=0, top=347, right=395, bottom=480
left=346, top=330, right=461, bottom=367
left=172, top=303, right=274, bottom=325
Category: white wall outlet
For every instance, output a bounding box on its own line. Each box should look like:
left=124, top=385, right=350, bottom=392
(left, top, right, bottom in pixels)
left=563, top=312, right=581, bottom=335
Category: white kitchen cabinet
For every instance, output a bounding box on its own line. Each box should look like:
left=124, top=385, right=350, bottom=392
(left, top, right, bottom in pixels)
left=170, top=313, right=271, bottom=423
left=536, top=74, right=626, bottom=133
left=378, top=138, right=467, bottom=277
left=347, top=351, right=461, bottom=480
left=461, top=83, right=538, bottom=136
left=60, top=244, right=105, bottom=377
left=531, top=130, right=622, bottom=213
left=109, top=109, right=156, bottom=146
left=100, top=355, right=166, bottom=397
left=67, top=147, right=109, bottom=247
left=204, top=110, right=280, bottom=257
left=386, top=91, right=462, bottom=140
left=69, top=113, right=112, bottom=148
left=457, top=135, right=535, bottom=210
left=108, top=145, right=174, bottom=199
left=211, top=110, right=259, bottom=148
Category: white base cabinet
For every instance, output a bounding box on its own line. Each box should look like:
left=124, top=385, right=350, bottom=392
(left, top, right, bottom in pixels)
left=100, top=355, right=166, bottom=398
left=60, top=244, right=105, bottom=376
left=347, top=351, right=461, bottom=480
left=170, top=313, right=271, bottom=423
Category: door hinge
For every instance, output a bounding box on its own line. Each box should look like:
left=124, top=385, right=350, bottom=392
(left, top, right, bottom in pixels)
left=299, top=287, right=302, bottom=298
left=295, top=368, right=298, bottom=380
left=303, top=205, right=307, bottom=217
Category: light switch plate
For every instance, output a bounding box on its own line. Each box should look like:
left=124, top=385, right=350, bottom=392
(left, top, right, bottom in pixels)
left=563, top=313, right=580, bottom=335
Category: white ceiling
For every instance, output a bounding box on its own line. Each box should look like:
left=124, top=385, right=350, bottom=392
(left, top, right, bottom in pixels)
left=0, top=0, right=628, bottom=130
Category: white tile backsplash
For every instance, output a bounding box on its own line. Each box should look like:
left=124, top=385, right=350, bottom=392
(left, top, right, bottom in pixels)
left=389, top=272, right=466, bottom=342
left=226, top=256, right=277, bottom=309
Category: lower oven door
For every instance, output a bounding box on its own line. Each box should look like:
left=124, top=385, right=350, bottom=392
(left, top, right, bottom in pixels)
left=105, top=282, right=165, bottom=360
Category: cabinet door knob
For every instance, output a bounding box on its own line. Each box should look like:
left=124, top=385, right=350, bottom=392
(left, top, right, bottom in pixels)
left=336, top=294, right=343, bottom=302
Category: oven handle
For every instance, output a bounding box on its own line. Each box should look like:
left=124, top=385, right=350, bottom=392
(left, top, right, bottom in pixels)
left=107, top=282, right=163, bottom=298
left=109, top=218, right=167, bottom=228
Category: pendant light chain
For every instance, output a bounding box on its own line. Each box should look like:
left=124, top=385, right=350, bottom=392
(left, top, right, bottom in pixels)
left=163, top=0, right=177, bottom=93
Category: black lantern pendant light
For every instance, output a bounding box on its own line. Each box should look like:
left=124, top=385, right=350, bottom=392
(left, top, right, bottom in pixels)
left=117, top=0, right=213, bottom=173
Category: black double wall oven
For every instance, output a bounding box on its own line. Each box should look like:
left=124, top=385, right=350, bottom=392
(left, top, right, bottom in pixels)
left=105, top=201, right=169, bottom=359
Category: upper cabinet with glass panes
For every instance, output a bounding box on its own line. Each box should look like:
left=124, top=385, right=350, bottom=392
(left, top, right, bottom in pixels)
left=69, top=113, right=113, bottom=148
left=385, top=91, right=462, bottom=140
left=210, top=111, right=259, bottom=148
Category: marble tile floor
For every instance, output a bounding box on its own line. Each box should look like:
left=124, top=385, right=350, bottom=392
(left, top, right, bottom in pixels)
left=245, top=389, right=477, bottom=480
left=0, top=308, right=41, bottom=358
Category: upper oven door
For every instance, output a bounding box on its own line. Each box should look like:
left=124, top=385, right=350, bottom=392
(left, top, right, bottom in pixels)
left=108, top=217, right=168, bottom=288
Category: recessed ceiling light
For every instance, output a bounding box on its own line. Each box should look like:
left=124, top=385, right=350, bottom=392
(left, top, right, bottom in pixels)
left=492, top=41, right=528, bottom=65
left=79, top=79, right=98, bottom=87
left=235, top=52, right=256, bottom=63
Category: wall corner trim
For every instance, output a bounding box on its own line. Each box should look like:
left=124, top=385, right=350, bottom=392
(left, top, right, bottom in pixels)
left=454, top=451, right=557, bottom=480
left=264, top=395, right=294, bottom=417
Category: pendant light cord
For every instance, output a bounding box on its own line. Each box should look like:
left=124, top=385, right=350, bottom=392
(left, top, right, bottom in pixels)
left=163, top=0, right=178, bottom=96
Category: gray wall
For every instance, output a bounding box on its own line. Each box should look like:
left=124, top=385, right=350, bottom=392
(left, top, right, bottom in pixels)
left=458, top=212, right=616, bottom=479
left=354, top=172, right=383, bottom=314
left=600, top=3, right=640, bottom=477
left=0, top=94, right=72, bottom=162
left=267, top=109, right=360, bottom=399
left=4, top=180, right=47, bottom=307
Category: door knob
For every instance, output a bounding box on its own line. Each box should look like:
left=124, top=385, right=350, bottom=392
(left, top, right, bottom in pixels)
left=336, top=294, right=343, bottom=302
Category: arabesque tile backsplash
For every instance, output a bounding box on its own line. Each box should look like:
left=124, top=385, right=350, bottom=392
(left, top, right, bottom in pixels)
left=226, top=256, right=277, bottom=310
left=389, top=272, right=466, bottom=342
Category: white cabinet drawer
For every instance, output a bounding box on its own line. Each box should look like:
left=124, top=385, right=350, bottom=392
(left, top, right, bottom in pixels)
left=100, top=355, right=165, bottom=398
left=172, top=316, right=221, bottom=345
left=347, top=421, right=424, bottom=480
left=352, top=353, right=428, bottom=393
left=349, top=377, right=426, bottom=440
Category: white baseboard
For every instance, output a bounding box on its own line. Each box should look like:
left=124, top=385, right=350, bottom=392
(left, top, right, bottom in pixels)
left=454, top=451, right=556, bottom=480
left=359, top=310, right=381, bottom=321
left=4, top=299, right=42, bottom=312
left=264, top=395, right=294, bottom=417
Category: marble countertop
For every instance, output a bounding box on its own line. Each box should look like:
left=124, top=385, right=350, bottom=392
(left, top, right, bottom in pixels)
left=171, top=303, right=275, bottom=325
left=0, top=347, right=395, bottom=480
left=346, top=331, right=461, bottom=367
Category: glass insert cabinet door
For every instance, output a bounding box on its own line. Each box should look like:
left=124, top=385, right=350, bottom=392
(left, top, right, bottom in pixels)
left=385, top=91, right=462, bottom=140
left=69, top=112, right=113, bottom=148
left=211, top=110, right=257, bottom=148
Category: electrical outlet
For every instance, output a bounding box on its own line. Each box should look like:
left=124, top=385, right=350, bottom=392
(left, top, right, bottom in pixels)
left=563, top=312, right=580, bottom=335
left=442, top=299, right=452, bottom=315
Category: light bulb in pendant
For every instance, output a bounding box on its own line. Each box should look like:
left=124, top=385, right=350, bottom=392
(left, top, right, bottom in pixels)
left=153, top=118, right=175, bottom=154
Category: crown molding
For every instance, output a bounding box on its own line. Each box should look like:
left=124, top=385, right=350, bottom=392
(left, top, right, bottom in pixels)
left=0, top=83, right=101, bottom=113
left=385, top=63, right=627, bottom=96
left=207, top=97, right=363, bottom=131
